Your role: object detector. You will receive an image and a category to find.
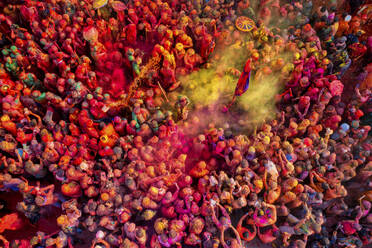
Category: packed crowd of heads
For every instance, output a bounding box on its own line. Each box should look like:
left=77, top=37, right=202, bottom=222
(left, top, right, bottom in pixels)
left=0, top=0, right=371, bottom=247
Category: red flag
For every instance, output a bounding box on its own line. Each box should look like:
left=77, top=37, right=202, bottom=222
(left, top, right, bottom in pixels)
left=235, top=59, right=252, bottom=96
left=223, top=59, right=253, bottom=112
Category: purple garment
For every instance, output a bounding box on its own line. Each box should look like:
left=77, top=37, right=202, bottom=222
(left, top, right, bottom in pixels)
left=300, top=171, right=309, bottom=180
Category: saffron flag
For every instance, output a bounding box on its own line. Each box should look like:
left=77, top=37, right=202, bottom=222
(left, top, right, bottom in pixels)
left=235, top=59, right=252, bottom=96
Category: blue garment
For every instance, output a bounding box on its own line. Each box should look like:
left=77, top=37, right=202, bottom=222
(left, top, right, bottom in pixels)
left=285, top=154, right=292, bottom=161
left=17, top=148, right=23, bottom=158
left=331, top=132, right=340, bottom=140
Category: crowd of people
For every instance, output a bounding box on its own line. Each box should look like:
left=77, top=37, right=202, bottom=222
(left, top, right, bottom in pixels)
left=0, top=0, right=371, bottom=247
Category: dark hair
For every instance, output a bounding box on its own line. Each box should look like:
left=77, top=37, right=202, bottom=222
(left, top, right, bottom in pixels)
left=355, top=239, right=363, bottom=247
left=321, top=182, right=329, bottom=190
